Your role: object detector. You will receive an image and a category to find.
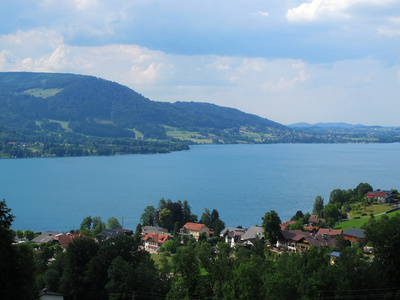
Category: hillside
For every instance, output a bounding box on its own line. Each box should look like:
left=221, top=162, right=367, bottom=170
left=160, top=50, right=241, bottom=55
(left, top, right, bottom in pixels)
left=1, top=72, right=400, bottom=159
left=0, top=72, right=286, bottom=140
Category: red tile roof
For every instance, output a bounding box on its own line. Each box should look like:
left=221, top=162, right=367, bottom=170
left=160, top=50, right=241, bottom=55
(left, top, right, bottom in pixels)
left=309, top=215, right=326, bottom=224
left=180, top=222, right=207, bottom=231
left=280, top=230, right=307, bottom=242
left=55, top=233, right=87, bottom=248
left=143, top=233, right=170, bottom=244
left=317, top=228, right=342, bottom=237
left=303, top=226, right=319, bottom=232
left=366, top=191, right=388, bottom=198
left=280, top=221, right=296, bottom=231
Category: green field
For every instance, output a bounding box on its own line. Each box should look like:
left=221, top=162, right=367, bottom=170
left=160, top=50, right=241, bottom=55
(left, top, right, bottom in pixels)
left=49, top=119, right=70, bottom=130
left=164, top=126, right=215, bottom=143
left=349, top=203, right=393, bottom=218
left=335, top=210, right=400, bottom=231
left=150, top=253, right=172, bottom=266
left=24, top=88, right=63, bottom=98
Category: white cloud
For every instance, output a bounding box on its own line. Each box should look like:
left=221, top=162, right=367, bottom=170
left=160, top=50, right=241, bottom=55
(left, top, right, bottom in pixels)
left=286, top=0, right=397, bottom=22
left=377, top=16, right=400, bottom=36
left=0, top=28, right=400, bottom=126
left=257, top=11, right=270, bottom=17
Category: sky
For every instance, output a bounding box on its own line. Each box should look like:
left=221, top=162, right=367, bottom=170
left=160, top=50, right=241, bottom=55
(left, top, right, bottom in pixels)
left=1, top=0, right=400, bottom=126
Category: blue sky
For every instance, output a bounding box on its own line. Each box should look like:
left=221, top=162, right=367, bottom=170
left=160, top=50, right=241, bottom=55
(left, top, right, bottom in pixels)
left=1, top=0, right=400, bottom=126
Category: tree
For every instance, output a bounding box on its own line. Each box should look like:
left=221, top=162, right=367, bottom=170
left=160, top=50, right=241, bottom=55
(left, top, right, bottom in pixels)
left=106, top=256, right=134, bottom=300
left=364, top=214, right=400, bottom=290
left=92, top=216, right=106, bottom=236
left=79, top=216, right=105, bottom=236
left=182, top=200, right=197, bottom=223
left=80, top=216, right=92, bottom=235
left=140, top=205, right=156, bottom=226
left=329, top=189, right=347, bottom=205
left=0, top=199, right=37, bottom=300
left=355, top=182, right=373, bottom=198
left=290, top=210, right=304, bottom=221
left=303, top=212, right=311, bottom=224
left=323, top=203, right=341, bottom=221
left=312, top=196, right=324, bottom=217
left=16, top=229, right=24, bottom=239
left=200, top=208, right=211, bottom=228
left=158, top=208, right=174, bottom=231
left=23, top=230, right=35, bottom=241
left=262, top=210, right=281, bottom=245
left=107, top=217, right=122, bottom=229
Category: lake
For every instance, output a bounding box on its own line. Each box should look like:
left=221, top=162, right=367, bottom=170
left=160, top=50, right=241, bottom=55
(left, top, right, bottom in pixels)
left=1, top=143, right=400, bottom=232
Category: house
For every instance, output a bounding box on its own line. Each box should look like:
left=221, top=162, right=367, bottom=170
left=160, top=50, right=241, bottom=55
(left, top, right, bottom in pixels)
left=316, top=228, right=343, bottom=238
left=303, top=226, right=319, bottom=234
left=98, top=228, right=133, bottom=239
left=326, top=251, right=341, bottom=265
left=39, top=288, right=64, bottom=300
left=277, top=230, right=307, bottom=251
left=142, top=226, right=169, bottom=236
left=277, top=230, right=336, bottom=252
left=280, top=221, right=295, bottom=231
left=220, top=227, right=247, bottom=247
left=143, top=233, right=171, bottom=253
left=32, top=231, right=61, bottom=244
left=308, top=215, right=326, bottom=226
left=303, top=234, right=336, bottom=249
left=343, top=227, right=365, bottom=245
left=54, top=233, right=87, bottom=250
left=180, top=222, right=210, bottom=240
left=366, top=190, right=392, bottom=203
left=241, top=226, right=264, bottom=245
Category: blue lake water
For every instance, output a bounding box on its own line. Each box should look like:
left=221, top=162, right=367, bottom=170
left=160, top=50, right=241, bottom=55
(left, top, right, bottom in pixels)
left=1, top=143, right=400, bottom=232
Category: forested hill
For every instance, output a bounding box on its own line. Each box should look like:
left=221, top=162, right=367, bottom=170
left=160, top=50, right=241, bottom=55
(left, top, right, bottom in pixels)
left=0, top=72, right=285, bottom=137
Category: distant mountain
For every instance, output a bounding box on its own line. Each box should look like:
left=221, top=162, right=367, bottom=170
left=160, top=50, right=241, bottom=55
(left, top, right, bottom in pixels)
left=288, top=122, right=367, bottom=129
left=0, top=72, right=286, bottom=139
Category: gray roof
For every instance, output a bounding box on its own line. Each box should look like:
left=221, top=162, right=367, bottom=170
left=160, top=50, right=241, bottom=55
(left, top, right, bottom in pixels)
left=98, top=228, right=133, bottom=238
left=220, top=227, right=246, bottom=237
left=32, top=231, right=61, bottom=244
left=142, top=226, right=169, bottom=235
left=343, top=227, right=365, bottom=239
left=241, top=226, right=264, bottom=240
left=304, top=234, right=336, bottom=247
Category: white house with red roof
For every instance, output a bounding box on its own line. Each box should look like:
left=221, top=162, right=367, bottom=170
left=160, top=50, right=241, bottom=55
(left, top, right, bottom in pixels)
left=180, top=222, right=210, bottom=240
left=366, top=190, right=392, bottom=203
left=143, top=233, right=171, bottom=253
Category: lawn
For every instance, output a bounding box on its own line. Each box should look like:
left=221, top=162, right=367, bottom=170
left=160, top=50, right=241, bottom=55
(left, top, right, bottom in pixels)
left=150, top=253, right=172, bottom=267
left=349, top=203, right=393, bottom=218
left=23, top=88, right=62, bottom=98
left=335, top=210, right=400, bottom=231
left=49, top=119, right=70, bottom=130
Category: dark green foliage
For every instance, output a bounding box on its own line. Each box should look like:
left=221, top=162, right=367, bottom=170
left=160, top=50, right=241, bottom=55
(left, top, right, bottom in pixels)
left=262, top=210, right=281, bottom=245
left=0, top=72, right=285, bottom=137
left=364, top=214, right=400, bottom=289
left=79, top=215, right=106, bottom=237
left=290, top=210, right=304, bottom=221
left=312, top=195, right=324, bottom=216
left=106, top=217, right=122, bottom=229
left=0, top=199, right=37, bottom=300
left=139, top=205, right=156, bottom=226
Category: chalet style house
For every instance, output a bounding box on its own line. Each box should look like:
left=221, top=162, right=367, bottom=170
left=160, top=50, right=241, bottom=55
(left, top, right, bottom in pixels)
left=180, top=222, right=210, bottom=240
left=343, top=227, right=366, bottom=245
left=143, top=232, right=171, bottom=253
left=277, top=229, right=336, bottom=252
left=366, top=190, right=394, bottom=203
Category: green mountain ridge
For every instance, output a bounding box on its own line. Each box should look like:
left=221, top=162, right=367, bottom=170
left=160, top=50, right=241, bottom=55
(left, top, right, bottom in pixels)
left=0, top=72, right=286, bottom=139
